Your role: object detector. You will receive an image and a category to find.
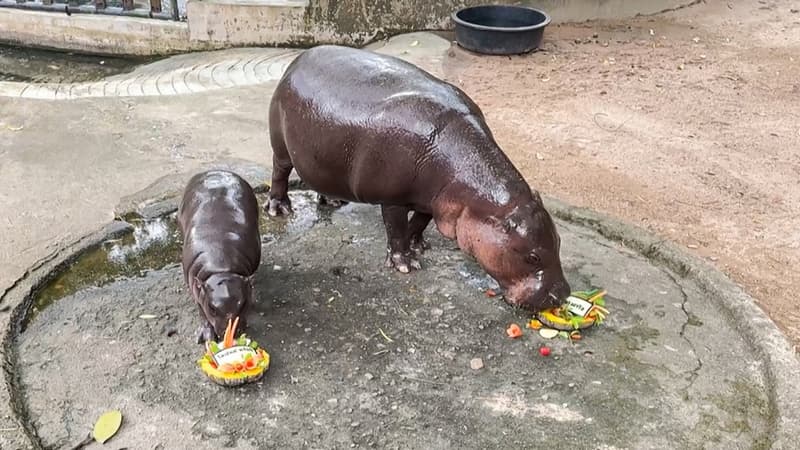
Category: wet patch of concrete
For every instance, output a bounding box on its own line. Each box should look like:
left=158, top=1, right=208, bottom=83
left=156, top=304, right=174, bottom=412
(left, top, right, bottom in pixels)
left=16, top=192, right=773, bottom=449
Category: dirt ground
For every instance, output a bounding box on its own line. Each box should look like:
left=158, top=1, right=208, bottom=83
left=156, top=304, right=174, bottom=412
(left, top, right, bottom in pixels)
left=439, top=0, right=800, bottom=346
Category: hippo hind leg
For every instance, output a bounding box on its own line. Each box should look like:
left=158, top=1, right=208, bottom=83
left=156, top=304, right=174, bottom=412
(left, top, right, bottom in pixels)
left=267, top=137, right=294, bottom=217
left=408, top=211, right=433, bottom=254
left=381, top=205, right=422, bottom=273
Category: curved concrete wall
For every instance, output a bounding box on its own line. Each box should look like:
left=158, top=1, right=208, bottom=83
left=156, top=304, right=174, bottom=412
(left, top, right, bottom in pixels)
left=0, top=0, right=697, bottom=55
left=307, top=0, right=697, bottom=44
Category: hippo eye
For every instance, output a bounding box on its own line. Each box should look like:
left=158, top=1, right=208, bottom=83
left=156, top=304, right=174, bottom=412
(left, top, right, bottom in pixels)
left=526, top=252, right=541, bottom=265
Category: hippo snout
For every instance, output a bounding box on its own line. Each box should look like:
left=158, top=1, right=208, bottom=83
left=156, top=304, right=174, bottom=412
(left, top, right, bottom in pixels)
left=504, top=275, right=571, bottom=312
left=547, top=279, right=571, bottom=307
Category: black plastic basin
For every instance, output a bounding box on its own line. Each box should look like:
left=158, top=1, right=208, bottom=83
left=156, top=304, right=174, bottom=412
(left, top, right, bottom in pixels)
left=451, top=5, right=551, bottom=55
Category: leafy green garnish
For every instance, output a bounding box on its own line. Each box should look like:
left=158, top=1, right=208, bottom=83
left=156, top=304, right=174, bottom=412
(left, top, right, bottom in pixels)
left=209, top=341, right=220, bottom=353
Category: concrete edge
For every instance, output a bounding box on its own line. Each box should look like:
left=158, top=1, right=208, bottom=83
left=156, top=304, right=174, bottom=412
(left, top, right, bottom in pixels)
left=1, top=177, right=796, bottom=449
left=543, top=195, right=799, bottom=450
left=0, top=221, right=133, bottom=450
left=0, top=0, right=703, bottom=56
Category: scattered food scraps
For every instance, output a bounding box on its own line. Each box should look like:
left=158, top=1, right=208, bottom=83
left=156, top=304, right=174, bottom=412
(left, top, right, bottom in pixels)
left=470, top=358, right=484, bottom=370
left=138, top=314, right=158, bottom=320
left=537, top=288, right=609, bottom=331
left=527, top=319, right=543, bottom=330
left=506, top=323, right=523, bottom=338
left=378, top=328, right=394, bottom=343
left=485, top=289, right=497, bottom=297
left=539, top=328, right=559, bottom=339
left=539, top=346, right=551, bottom=357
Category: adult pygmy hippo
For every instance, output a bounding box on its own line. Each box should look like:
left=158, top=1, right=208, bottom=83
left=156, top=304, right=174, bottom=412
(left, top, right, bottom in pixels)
left=178, top=170, right=261, bottom=343
left=267, top=45, right=570, bottom=311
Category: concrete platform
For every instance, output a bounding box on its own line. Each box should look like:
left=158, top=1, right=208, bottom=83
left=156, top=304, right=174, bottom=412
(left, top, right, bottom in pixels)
left=5, top=179, right=794, bottom=449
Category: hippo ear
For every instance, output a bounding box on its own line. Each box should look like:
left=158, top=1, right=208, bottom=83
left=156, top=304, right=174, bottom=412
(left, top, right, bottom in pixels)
left=194, top=276, right=206, bottom=294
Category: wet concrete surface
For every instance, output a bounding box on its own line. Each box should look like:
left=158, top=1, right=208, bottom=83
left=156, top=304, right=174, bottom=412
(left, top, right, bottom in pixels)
left=17, top=191, right=773, bottom=449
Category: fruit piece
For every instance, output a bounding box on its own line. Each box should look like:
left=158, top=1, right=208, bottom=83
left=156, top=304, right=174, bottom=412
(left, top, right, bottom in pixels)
left=539, top=346, right=551, bottom=357
left=570, top=331, right=582, bottom=341
left=245, top=358, right=256, bottom=370
left=527, top=319, right=543, bottom=330
left=486, top=289, right=497, bottom=297
left=539, top=328, right=559, bottom=339
left=234, top=362, right=245, bottom=372
left=506, top=323, right=523, bottom=338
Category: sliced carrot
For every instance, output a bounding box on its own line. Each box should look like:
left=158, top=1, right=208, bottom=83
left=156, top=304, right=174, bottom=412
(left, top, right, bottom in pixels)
left=506, top=323, right=523, bottom=338
left=222, top=319, right=233, bottom=348
left=231, top=316, right=240, bottom=338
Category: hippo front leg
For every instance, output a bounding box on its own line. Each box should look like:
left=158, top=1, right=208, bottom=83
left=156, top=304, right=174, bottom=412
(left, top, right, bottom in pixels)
left=196, top=321, right=216, bottom=344
left=408, top=211, right=433, bottom=254
left=381, top=205, right=422, bottom=273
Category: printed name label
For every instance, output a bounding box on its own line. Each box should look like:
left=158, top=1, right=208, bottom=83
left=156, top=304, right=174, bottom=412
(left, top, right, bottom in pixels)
left=212, top=346, right=258, bottom=366
left=565, top=296, right=593, bottom=318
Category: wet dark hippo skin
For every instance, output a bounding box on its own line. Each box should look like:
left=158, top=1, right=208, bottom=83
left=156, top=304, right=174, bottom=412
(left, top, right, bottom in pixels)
left=267, top=45, right=569, bottom=311
left=178, top=170, right=261, bottom=343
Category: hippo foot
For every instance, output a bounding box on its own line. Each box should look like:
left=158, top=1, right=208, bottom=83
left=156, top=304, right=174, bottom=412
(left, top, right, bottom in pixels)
left=196, top=322, right=216, bottom=344
left=319, top=195, right=349, bottom=208
left=267, top=197, right=293, bottom=217
left=409, top=236, right=431, bottom=254
left=384, top=251, right=422, bottom=273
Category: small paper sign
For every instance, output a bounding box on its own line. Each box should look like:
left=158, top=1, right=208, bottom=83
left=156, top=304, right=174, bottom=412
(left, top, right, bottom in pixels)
left=212, top=346, right=258, bottom=366
left=565, top=296, right=593, bottom=318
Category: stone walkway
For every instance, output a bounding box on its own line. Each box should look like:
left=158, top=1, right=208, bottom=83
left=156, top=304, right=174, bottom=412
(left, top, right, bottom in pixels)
left=0, top=48, right=300, bottom=99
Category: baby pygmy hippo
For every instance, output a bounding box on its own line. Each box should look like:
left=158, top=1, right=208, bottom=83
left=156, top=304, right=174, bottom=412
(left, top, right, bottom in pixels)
left=178, top=170, right=261, bottom=343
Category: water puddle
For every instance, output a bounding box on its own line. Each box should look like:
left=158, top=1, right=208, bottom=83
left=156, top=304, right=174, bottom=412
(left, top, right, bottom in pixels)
left=0, top=44, right=157, bottom=83
left=28, top=191, right=332, bottom=324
